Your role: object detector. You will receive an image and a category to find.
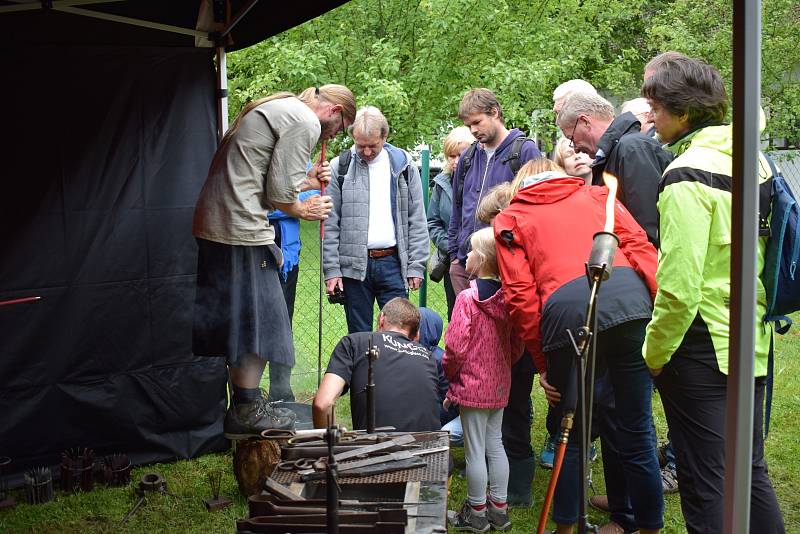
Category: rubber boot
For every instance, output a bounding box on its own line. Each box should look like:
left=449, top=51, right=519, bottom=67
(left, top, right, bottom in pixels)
left=506, top=456, right=536, bottom=508
left=268, top=362, right=295, bottom=402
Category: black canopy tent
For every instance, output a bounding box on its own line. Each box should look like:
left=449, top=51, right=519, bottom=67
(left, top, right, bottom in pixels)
left=0, top=0, right=346, bottom=484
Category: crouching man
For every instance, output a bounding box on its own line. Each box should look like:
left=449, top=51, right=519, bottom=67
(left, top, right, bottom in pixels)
left=312, top=298, right=440, bottom=431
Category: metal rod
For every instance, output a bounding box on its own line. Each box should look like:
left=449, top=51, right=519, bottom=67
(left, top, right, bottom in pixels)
left=326, top=415, right=340, bottom=534
left=53, top=5, right=208, bottom=38
left=215, top=46, right=228, bottom=142
left=419, top=147, right=430, bottom=308
left=0, top=296, right=41, bottom=307
left=218, top=0, right=260, bottom=39
left=724, top=0, right=761, bottom=531
left=0, top=0, right=126, bottom=14
left=366, top=334, right=378, bottom=433
left=318, top=142, right=327, bottom=388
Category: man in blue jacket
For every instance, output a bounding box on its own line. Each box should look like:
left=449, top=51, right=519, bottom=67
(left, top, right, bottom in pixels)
left=447, top=88, right=542, bottom=507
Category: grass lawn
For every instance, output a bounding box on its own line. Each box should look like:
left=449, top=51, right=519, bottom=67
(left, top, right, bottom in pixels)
left=2, top=221, right=798, bottom=533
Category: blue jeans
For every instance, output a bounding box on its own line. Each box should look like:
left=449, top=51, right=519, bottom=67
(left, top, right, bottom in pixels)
left=342, top=254, right=408, bottom=334
left=443, top=415, right=464, bottom=446
left=546, top=319, right=663, bottom=530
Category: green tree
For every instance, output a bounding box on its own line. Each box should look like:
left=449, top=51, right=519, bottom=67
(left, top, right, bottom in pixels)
left=228, top=0, right=800, bottom=154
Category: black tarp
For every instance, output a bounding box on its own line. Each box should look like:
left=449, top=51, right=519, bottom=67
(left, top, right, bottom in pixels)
left=0, top=46, right=228, bottom=481
left=3, top=1, right=349, bottom=51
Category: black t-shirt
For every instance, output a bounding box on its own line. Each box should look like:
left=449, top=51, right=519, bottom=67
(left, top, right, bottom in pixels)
left=325, top=331, right=441, bottom=432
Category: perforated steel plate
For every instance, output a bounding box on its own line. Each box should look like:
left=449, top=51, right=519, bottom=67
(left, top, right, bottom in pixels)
left=269, top=432, right=449, bottom=486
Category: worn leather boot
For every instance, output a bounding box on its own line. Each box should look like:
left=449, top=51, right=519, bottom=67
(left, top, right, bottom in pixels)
left=224, top=398, right=296, bottom=440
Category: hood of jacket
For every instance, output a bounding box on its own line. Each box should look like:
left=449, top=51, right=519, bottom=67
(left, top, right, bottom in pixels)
left=418, top=307, right=443, bottom=350
left=432, top=172, right=453, bottom=198
left=512, top=176, right=586, bottom=206
left=353, top=142, right=411, bottom=177
left=467, top=279, right=508, bottom=320
left=596, top=112, right=642, bottom=158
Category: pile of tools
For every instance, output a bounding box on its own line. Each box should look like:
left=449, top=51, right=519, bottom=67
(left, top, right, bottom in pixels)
left=235, top=422, right=448, bottom=533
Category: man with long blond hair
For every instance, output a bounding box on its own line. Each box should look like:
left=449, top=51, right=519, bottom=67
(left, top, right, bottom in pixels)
left=192, top=84, right=355, bottom=439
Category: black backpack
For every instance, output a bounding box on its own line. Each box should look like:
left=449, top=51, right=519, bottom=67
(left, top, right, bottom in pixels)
left=454, top=136, right=532, bottom=207
left=336, top=149, right=410, bottom=188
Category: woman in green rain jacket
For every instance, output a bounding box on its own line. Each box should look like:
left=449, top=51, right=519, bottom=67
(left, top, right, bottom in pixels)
left=641, top=56, right=784, bottom=534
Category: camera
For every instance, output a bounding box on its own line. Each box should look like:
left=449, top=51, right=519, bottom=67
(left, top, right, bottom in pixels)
left=429, top=254, right=449, bottom=283
left=327, top=286, right=346, bottom=305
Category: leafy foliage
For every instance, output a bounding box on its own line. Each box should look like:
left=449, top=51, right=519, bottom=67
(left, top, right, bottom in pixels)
left=228, top=0, right=800, bottom=154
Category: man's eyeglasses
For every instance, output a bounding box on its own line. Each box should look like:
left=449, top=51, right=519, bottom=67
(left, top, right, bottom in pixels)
left=340, top=110, right=347, bottom=137
left=567, top=116, right=581, bottom=148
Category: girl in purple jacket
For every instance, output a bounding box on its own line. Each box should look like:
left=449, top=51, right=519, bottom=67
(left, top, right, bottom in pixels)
left=443, top=227, right=525, bottom=532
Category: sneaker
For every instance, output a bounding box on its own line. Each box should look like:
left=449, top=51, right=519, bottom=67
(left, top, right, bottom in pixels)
left=661, top=462, right=679, bottom=494
left=223, top=398, right=296, bottom=440
left=589, top=494, right=610, bottom=512
left=447, top=501, right=490, bottom=532
left=486, top=500, right=511, bottom=531
left=539, top=436, right=556, bottom=469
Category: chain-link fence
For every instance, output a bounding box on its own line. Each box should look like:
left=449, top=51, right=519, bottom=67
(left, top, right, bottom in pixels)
left=285, top=149, right=800, bottom=400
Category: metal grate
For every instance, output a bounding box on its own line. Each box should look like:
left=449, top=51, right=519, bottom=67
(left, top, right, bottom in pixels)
left=269, top=432, right=449, bottom=486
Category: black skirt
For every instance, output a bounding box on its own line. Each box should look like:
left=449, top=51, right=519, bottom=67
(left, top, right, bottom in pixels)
left=192, top=238, right=294, bottom=367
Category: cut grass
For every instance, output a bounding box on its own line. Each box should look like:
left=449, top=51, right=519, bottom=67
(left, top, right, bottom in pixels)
left=3, top=333, right=798, bottom=533
left=3, top=222, right=798, bottom=533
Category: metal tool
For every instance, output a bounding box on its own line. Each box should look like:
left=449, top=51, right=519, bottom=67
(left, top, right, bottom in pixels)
left=24, top=467, right=53, bottom=505
left=333, top=433, right=415, bottom=462
left=103, top=453, right=131, bottom=487
left=366, top=334, right=379, bottom=433
left=60, top=447, right=95, bottom=493
left=277, top=458, right=318, bottom=471
left=0, top=456, right=16, bottom=511
left=336, top=446, right=448, bottom=472
left=121, top=472, right=171, bottom=523
left=204, top=469, right=232, bottom=511
left=317, top=141, right=327, bottom=389
left=326, top=412, right=341, bottom=534
left=300, top=446, right=448, bottom=482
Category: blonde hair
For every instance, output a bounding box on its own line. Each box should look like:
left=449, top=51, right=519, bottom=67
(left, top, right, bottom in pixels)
left=477, top=183, right=514, bottom=224
left=552, top=138, right=572, bottom=170
left=442, top=126, right=474, bottom=174
left=469, top=227, right=499, bottom=277
left=511, top=158, right=564, bottom=194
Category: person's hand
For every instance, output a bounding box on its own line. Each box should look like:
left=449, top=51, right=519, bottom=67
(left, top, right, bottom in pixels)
left=300, top=195, right=333, bottom=221
left=443, top=398, right=452, bottom=410
left=649, top=366, right=663, bottom=378
left=306, top=160, right=331, bottom=190
left=326, top=277, right=343, bottom=295
left=407, top=277, right=423, bottom=290
left=539, top=371, right=561, bottom=407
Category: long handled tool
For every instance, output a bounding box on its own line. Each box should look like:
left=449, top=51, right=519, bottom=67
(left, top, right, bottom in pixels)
left=317, top=141, right=327, bottom=388
left=536, top=413, right=573, bottom=534
left=366, top=334, right=379, bottom=433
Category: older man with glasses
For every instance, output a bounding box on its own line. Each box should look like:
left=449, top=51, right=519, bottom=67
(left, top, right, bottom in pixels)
left=556, top=92, right=672, bottom=247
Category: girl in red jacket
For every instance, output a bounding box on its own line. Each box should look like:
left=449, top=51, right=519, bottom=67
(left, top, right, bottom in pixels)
left=443, top=227, right=525, bottom=532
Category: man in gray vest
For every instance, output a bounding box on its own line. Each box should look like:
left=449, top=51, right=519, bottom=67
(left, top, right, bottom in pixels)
left=324, top=106, right=429, bottom=333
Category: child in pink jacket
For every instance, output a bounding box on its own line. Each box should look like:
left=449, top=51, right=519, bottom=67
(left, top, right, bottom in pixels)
left=443, top=227, right=525, bottom=532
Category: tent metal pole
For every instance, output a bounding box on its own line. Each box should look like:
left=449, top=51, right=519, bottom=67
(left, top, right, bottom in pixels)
left=0, top=0, right=125, bottom=14
left=216, top=46, right=229, bottom=142
left=218, top=0, right=260, bottom=40
left=725, top=0, right=761, bottom=532
left=53, top=5, right=208, bottom=38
